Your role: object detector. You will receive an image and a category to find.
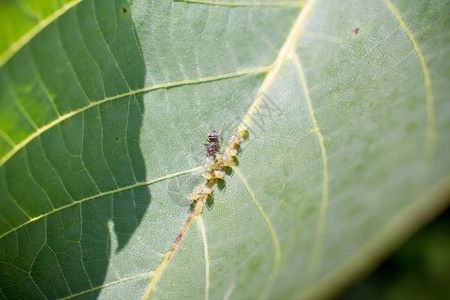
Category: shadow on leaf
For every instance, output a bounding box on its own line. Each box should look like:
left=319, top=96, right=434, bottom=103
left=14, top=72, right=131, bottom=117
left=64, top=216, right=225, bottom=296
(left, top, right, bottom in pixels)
left=0, top=1, right=149, bottom=299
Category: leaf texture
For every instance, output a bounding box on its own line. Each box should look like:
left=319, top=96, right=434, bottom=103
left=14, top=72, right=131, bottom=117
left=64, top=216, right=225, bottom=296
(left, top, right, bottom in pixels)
left=0, top=0, right=449, bottom=299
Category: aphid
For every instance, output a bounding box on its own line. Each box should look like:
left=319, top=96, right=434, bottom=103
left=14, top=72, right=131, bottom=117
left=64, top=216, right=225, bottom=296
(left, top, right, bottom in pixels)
left=202, top=172, right=214, bottom=180
left=221, top=154, right=232, bottom=167
left=228, top=149, right=238, bottom=157
left=186, top=193, right=199, bottom=201
left=229, top=135, right=241, bottom=149
left=206, top=156, right=219, bottom=170
left=186, top=183, right=213, bottom=201
left=186, top=185, right=202, bottom=201
left=237, top=124, right=249, bottom=138
left=213, top=170, right=225, bottom=179
left=201, top=185, right=214, bottom=195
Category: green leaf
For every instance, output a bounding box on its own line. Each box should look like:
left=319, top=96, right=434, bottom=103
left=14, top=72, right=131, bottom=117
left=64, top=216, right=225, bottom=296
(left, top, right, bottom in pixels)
left=0, top=0, right=449, bottom=299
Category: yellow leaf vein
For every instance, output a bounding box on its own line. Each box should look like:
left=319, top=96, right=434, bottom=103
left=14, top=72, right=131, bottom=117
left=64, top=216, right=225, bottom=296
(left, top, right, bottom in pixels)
left=0, top=66, right=270, bottom=168
left=291, top=51, right=329, bottom=272
left=383, top=0, right=436, bottom=168
left=0, top=166, right=204, bottom=240
left=198, top=215, right=210, bottom=300
left=178, top=0, right=303, bottom=7
left=0, top=0, right=84, bottom=69
left=233, top=166, right=281, bottom=298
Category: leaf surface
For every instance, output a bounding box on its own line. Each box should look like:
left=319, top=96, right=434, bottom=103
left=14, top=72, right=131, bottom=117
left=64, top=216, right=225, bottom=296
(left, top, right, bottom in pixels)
left=0, top=0, right=449, bottom=299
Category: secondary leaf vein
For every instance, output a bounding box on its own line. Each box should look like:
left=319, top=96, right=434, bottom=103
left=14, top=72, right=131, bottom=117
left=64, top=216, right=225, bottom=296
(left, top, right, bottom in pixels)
left=60, top=272, right=154, bottom=300
left=291, top=51, right=329, bottom=272
left=198, top=215, right=210, bottom=300
left=0, top=166, right=204, bottom=240
left=0, top=128, right=15, bottom=148
left=0, top=0, right=84, bottom=68
left=233, top=166, right=281, bottom=298
left=301, top=174, right=450, bottom=299
left=0, top=66, right=270, bottom=168
left=176, top=0, right=303, bottom=8
left=383, top=0, right=436, bottom=168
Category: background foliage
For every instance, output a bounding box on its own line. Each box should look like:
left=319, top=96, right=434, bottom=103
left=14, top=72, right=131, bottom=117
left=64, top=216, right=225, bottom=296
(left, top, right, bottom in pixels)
left=341, top=206, right=450, bottom=300
left=0, top=0, right=449, bottom=299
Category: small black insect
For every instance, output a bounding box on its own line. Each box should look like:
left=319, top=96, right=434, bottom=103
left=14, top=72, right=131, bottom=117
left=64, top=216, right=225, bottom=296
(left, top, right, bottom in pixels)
left=202, top=127, right=222, bottom=157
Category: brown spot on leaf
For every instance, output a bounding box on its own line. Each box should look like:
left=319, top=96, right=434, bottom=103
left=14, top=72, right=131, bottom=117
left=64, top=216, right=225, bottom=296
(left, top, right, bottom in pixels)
left=122, top=7, right=127, bottom=13
left=115, top=137, right=119, bottom=141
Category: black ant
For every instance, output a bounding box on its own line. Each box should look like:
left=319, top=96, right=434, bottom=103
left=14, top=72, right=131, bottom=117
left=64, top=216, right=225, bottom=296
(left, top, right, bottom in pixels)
left=202, top=125, right=223, bottom=157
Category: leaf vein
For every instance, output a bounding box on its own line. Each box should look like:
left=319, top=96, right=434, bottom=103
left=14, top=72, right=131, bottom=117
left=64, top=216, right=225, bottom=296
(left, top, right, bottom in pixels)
left=0, top=0, right=83, bottom=68
left=124, top=97, right=138, bottom=184
left=74, top=6, right=107, bottom=99
left=48, top=231, right=73, bottom=294
left=0, top=128, right=15, bottom=148
left=78, top=204, right=94, bottom=289
left=197, top=215, right=210, bottom=300
left=97, top=106, right=120, bottom=189
left=233, top=166, right=281, bottom=298
left=382, top=0, right=436, bottom=168
left=37, top=134, right=76, bottom=203
left=238, top=0, right=316, bottom=129
left=80, top=111, right=102, bottom=193
left=1, top=168, right=33, bottom=220
left=0, top=166, right=203, bottom=240
left=91, top=0, right=133, bottom=92
left=301, top=174, right=450, bottom=299
left=175, top=0, right=302, bottom=8
left=0, top=66, right=269, bottom=168
left=26, top=46, right=61, bottom=117
left=55, top=16, right=91, bottom=106
left=4, top=72, right=39, bottom=130
left=291, top=51, right=329, bottom=272
left=60, top=272, right=154, bottom=300
left=22, top=147, right=55, bottom=210
left=141, top=195, right=207, bottom=299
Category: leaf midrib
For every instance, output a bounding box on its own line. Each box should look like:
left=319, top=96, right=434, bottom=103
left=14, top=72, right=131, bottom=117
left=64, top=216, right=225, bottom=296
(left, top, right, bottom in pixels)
left=141, top=1, right=317, bottom=298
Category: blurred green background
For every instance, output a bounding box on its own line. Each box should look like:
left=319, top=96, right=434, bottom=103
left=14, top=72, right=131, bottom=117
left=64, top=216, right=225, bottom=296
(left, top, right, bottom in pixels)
left=340, top=204, right=450, bottom=300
